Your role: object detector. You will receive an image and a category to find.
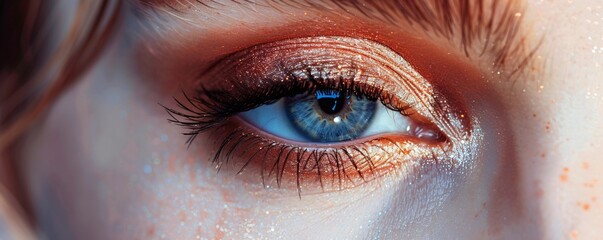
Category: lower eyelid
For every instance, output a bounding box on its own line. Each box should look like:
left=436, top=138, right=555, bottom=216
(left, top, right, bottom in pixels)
left=207, top=118, right=452, bottom=193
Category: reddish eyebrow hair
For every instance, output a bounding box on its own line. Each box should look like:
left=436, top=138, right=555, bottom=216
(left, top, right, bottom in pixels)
left=135, top=0, right=541, bottom=80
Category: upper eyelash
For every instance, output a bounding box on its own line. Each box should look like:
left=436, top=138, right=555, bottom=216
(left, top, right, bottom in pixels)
left=162, top=67, right=413, bottom=147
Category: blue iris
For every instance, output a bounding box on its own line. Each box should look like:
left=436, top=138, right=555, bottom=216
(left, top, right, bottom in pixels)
left=285, top=89, right=377, bottom=142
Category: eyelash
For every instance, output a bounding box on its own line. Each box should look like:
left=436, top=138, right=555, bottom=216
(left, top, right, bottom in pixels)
left=163, top=67, right=414, bottom=146
left=162, top=67, right=445, bottom=195
left=210, top=126, right=415, bottom=196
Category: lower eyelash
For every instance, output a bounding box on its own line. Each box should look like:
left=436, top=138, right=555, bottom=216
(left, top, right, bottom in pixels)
left=206, top=121, right=446, bottom=197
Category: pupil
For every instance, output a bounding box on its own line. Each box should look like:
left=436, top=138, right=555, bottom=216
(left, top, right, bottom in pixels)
left=316, top=90, right=346, bottom=115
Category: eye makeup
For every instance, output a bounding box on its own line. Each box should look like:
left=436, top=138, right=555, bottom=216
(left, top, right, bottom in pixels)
left=163, top=36, right=481, bottom=195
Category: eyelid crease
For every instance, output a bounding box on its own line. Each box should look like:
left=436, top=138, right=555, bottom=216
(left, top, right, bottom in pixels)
left=135, top=0, right=542, bottom=81
left=200, top=37, right=466, bottom=140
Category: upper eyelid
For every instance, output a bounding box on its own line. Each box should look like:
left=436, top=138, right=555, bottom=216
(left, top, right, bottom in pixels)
left=134, top=0, right=541, bottom=80
left=194, top=37, right=469, bottom=143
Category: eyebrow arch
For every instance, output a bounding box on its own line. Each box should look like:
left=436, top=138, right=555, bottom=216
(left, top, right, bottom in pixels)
left=136, top=0, right=541, bottom=79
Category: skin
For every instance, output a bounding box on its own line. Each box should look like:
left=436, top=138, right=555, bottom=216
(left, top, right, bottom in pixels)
left=10, top=0, right=603, bottom=239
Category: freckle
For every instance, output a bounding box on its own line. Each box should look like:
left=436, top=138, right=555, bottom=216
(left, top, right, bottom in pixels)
left=532, top=113, right=537, bottom=118
left=147, top=226, right=156, bottom=237
left=545, top=121, right=551, bottom=131
left=570, top=230, right=578, bottom=239
left=582, top=162, right=589, bottom=170
left=582, top=203, right=591, bottom=211
left=560, top=168, right=570, bottom=182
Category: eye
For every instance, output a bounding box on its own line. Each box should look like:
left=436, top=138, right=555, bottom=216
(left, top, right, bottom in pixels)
left=164, top=36, right=475, bottom=194
left=290, top=90, right=370, bottom=142
left=240, top=89, right=441, bottom=143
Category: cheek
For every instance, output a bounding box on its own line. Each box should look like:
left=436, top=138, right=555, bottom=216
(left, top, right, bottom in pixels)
left=20, top=71, right=232, bottom=238
left=20, top=65, right=391, bottom=239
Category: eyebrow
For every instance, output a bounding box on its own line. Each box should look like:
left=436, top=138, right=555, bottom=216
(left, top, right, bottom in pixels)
left=136, top=0, right=540, bottom=79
